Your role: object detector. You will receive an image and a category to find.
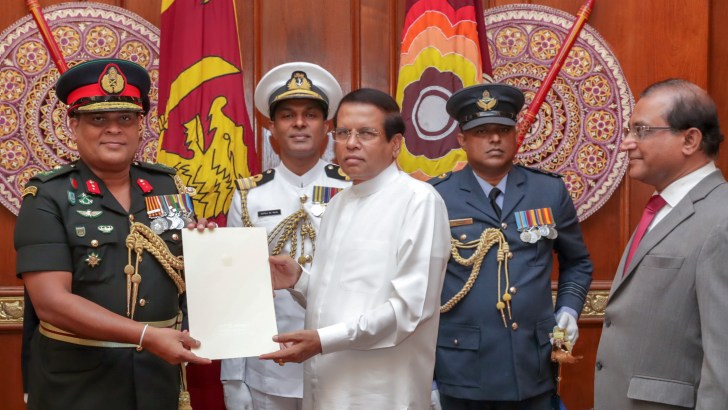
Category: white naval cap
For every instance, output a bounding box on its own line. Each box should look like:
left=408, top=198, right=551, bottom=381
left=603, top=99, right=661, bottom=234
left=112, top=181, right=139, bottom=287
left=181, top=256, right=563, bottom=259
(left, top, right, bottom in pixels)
left=254, top=62, right=343, bottom=120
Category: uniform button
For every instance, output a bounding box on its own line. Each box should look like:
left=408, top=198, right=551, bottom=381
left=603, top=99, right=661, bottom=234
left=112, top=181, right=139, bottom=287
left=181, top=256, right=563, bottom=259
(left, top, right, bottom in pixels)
left=459, top=234, right=467, bottom=241
left=172, top=233, right=180, bottom=241
left=596, top=361, right=603, bottom=371
left=139, top=299, right=146, bottom=307
left=453, top=338, right=459, bottom=346
left=509, top=286, right=517, bottom=295
left=511, top=322, right=518, bottom=331
left=508, top=252, right=513, bottom=259
left=90, top=239, right=99, bottom=247
left=299, top=194, right=308, bottom=203
left=501, top=222, right=507, bottom=230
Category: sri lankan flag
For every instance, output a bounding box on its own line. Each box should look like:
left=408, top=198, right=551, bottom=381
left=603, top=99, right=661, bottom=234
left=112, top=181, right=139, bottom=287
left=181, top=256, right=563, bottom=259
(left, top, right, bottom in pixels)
left=157, top=0, right=260, bottom=225
left=396, top=0, right=491, bottom=180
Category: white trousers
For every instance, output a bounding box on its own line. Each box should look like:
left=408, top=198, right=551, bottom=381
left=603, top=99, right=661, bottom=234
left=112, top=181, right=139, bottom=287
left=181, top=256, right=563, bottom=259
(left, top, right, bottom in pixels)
left=223, top=381, right=301, bottom=410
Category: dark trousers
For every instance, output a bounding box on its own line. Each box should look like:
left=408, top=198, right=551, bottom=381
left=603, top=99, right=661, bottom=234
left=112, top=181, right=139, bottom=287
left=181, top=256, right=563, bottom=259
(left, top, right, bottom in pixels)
left=440, top=390, right=553, bottom=410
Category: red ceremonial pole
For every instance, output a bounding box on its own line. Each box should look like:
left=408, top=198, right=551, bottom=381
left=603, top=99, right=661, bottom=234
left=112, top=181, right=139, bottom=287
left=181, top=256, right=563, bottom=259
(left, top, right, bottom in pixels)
left=26, top=0, right=69, bottom=73
left=515, top=0, right=595, bottom=150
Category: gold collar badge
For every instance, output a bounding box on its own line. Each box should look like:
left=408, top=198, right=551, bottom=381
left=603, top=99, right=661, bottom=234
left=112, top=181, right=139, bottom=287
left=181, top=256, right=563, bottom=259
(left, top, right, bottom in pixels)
left=476, top=90, right=497, bottom=111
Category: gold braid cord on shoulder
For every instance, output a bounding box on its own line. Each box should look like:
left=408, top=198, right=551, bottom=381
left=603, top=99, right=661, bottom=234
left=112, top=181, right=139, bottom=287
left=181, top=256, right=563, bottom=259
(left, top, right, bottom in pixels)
left=268, top=208, right=316, bottom=261
left=240, top=189, right=316, bottom=263
left=124, top=218, right=185, bottom=319
left=442, top=228, right=514, bottom=328
left=239, top=189, right=254, bottom=227
left=173, top=174, right=197, bottom=197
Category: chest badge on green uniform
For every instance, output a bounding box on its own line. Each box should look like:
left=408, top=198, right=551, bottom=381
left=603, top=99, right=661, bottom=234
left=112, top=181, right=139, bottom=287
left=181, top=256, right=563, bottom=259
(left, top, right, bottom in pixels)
left=77, top=209, right=102, bottom=218
left=98, top=225, right=114, bottom=234
left=68, top=190, right=76, bottom=205
left=85, top=179, right=101, bottom=195
left=85, top=252, right=102, bottom=268
left=78, top=193, right=94, bottom=205
left=136, top=178, right=154, bottom=193
left=75, top=226, right=86, bottom=237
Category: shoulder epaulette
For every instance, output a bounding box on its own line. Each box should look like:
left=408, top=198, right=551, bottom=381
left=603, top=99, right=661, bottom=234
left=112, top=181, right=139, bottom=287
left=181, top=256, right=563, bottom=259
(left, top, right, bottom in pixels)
left=30, top=163, right=76, bottom=183
left=517, top=164, right=563, bottom=179
left=235, top=169, right=275, bottom=191
left=428, top=171, right=452, bottom=186
left=324, top=164, right=350, bottom=181
left=135, top=161, right=177, bottom=174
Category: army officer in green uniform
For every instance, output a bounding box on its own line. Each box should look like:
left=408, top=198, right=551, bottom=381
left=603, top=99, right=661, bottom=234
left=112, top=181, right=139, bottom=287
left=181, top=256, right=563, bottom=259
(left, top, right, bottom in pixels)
left=15, top=59, right=211, bottom=410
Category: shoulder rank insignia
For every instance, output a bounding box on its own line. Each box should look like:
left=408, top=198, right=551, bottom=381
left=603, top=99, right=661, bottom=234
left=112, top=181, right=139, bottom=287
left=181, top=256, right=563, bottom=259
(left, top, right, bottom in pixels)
left=235, top=169, right=275, bottom=191
left=428, top=171, right=452, bottom=186
left=30, top=163, right=76, bottom=183
left=134, top=161, right=177, bottom=175
left=517, top=164, right=563, bottom=179
left=22, top=186, right=38, bottom=197
left=324, top=164, right=350, bottom=181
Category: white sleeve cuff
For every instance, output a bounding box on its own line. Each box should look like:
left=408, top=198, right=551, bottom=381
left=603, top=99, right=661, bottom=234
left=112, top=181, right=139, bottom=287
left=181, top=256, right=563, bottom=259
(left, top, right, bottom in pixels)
left=317, top=322, right=350, bottom=354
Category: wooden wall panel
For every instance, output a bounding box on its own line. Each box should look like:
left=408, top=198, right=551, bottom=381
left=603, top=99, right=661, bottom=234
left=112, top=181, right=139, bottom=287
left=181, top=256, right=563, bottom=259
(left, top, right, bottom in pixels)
left=1, top=1, right=726, bottom=409
left=0, top=331, right=23, bottom=410
left=359, top=0, right=401, bottom=93
left=710, top=0, right=728, bottom=173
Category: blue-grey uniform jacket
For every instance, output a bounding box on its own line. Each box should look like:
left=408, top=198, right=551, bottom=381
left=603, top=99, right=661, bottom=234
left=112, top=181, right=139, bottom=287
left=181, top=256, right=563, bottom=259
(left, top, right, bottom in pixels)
left=431, top=164, right=593, bottom=401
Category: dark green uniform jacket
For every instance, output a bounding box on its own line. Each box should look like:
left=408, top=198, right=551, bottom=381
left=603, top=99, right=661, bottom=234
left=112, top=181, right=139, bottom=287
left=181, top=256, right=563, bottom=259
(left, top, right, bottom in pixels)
left=15, top=160, right=185, bottom=410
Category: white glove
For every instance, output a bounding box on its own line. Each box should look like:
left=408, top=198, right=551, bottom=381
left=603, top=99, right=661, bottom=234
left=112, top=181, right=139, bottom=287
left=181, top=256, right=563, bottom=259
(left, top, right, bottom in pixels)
left=431, top=388, right=442, bottom=410
left=555, top=311, right=579, bottom=346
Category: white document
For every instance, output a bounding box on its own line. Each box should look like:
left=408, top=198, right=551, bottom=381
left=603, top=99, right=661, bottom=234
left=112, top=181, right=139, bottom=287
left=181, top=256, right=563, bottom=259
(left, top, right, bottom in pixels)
left=182, top=227, right=279, bottom=359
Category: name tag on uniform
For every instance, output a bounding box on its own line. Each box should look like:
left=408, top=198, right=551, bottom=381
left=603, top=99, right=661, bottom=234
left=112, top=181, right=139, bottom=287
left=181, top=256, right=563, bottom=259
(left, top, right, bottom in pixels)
left=258, top=209, right=281, bottom=217
left=449, top=218, right=473, bottom=227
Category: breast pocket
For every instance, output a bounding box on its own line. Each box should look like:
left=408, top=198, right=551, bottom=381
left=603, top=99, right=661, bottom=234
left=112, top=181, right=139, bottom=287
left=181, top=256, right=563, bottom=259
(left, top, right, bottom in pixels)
left=637, top=255, right=686, bottom=293
left=68, top=228, right=120, bottom=283
left=338, top=239, right=391, bottom=293
left=640, top=255, right=684, bottom=270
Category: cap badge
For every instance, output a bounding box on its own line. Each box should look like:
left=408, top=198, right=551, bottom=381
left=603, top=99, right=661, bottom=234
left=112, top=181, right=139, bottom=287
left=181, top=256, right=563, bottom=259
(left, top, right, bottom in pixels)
left=287, top=71, right=312, bottom=91
left=477, top=90, right=497, bottom=111
left=99, top=64, right=126, bottom=95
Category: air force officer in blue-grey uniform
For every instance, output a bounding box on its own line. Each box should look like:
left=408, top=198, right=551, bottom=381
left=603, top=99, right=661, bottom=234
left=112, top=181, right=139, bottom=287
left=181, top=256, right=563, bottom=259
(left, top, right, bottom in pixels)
left=430, top=83, right=593, bottom=409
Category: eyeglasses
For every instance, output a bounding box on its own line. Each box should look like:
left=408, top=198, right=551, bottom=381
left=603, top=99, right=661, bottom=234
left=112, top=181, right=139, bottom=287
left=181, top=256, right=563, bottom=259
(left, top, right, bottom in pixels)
left=624, top=125, right=677, bottom=140
left=333, top=127, right=381, bottom=142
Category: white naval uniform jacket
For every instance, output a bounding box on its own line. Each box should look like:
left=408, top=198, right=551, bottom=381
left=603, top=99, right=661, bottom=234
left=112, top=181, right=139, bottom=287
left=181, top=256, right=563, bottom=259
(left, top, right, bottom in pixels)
left=221, top=160, right=350, bottom=398
left=293, top=163, right=451, bottom=409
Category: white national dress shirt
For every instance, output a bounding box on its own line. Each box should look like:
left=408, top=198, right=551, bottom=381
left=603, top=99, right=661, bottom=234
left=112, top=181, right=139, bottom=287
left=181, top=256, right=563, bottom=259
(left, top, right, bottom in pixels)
left=293, top=163, right=451, bottom=409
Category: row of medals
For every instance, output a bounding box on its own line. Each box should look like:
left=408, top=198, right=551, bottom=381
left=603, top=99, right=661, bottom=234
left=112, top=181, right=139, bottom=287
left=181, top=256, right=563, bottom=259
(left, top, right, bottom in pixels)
left=520, top=224, right=558, bottom=243
left=150, top=211, right=191, bottom=234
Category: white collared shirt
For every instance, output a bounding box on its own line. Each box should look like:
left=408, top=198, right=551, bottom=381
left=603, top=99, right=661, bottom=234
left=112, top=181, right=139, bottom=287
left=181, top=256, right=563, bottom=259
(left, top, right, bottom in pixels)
left=650, top=162, right=718, bottom=231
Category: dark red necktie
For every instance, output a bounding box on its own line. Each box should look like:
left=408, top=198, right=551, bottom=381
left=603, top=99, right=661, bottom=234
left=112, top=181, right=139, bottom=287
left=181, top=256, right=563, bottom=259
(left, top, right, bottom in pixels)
left=623, top=194, right=667, bottom=275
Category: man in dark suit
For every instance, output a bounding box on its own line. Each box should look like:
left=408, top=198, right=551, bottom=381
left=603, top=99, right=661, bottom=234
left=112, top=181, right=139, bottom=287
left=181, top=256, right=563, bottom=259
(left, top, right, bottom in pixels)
left=595, top=79, right=728, bottom=409
left=431, top=83, right=593, bottom=409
